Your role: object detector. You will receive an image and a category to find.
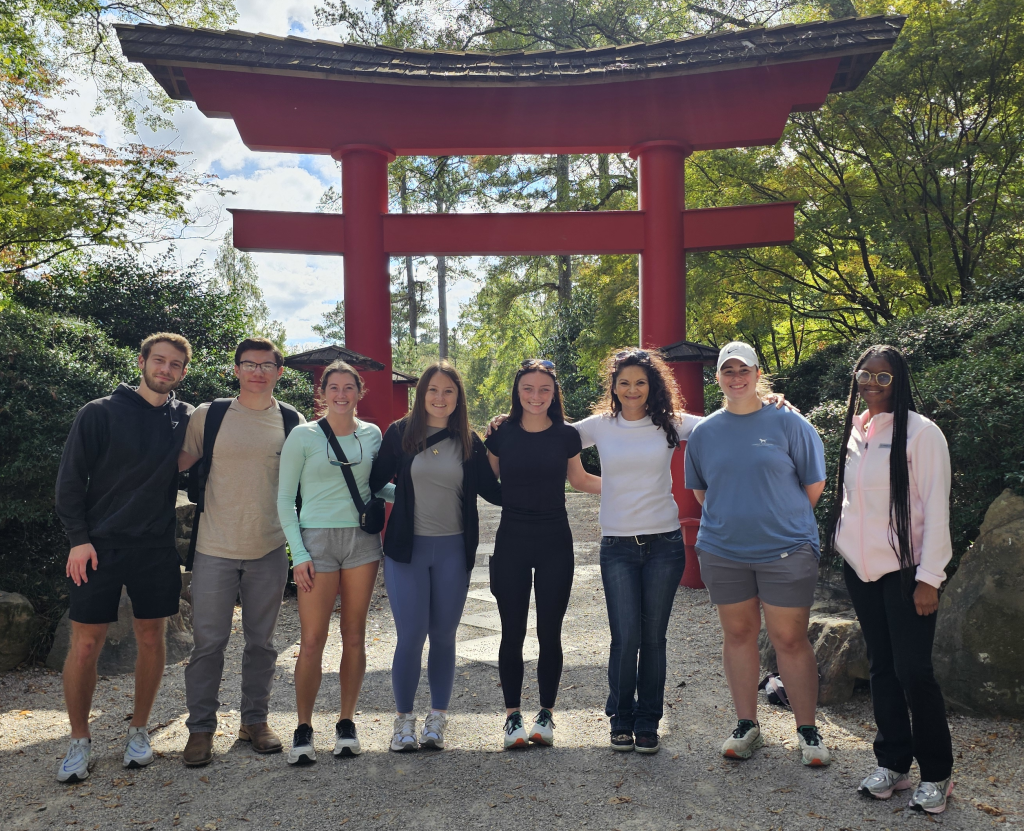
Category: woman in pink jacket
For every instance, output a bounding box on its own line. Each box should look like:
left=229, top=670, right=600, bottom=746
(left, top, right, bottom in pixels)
left=825, top=344, right=954, bottom=814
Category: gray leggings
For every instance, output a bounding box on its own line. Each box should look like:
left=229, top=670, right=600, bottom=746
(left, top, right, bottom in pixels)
left=384, top=534, right=468, bottom=713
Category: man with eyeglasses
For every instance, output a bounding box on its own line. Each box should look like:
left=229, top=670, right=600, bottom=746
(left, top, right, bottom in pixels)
left=176, top=337, right=305, bottom=767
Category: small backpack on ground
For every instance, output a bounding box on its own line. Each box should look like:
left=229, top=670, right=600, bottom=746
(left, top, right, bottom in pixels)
left=185, top=398, right=301, bottom=570
left=758, top=673, right=790, bottom=708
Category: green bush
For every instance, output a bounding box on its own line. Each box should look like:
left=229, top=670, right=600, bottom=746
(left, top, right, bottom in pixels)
left=777, top=301, right=1024, bottom=570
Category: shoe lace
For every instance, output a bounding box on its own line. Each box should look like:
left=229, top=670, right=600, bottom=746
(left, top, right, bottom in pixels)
left=732, top=719, right=757, bottom=739
left=294, top=724, right=313, bottom=745
left=915, top=782, right=941, bottom=799
left=535, top=709, right=554, bottom=728
left=797, top=725, right=822, bottom=747
left=127, top=729, right=150, bottom=751
left=395, top=715, right=416, bottom=740
left=423, top=712, right=445, bottom=738
left=336, top=720, right=356, bottom=740
left=505, top=712, right=523, bottom=734
left=64, top=742, right=87, bottom=767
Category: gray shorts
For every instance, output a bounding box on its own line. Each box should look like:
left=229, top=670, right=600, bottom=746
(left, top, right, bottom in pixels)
left=696, top=544, right=818, bottom=608
left=300, top=527, right=382, bottom=573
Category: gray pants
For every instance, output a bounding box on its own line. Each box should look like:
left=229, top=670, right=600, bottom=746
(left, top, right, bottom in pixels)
left=185, top=546, right=288, bottom=733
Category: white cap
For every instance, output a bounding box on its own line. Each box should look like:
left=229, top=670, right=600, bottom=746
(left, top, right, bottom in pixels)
left=717, top=341, right=759, bottom=371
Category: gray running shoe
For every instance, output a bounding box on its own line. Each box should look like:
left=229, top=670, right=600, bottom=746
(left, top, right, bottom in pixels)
left=858, top=767, right=912, bottom=799
left=57, top=738, right=91, bottom=783
left=909, top=778, right=953, bottom=814
left=721, top=720, right=763, bottom=760
left=123, top=725, right=154, bottom=769
left=391, top=714, right=418, bottom=752
left=420, top=711, right=447, bottom=750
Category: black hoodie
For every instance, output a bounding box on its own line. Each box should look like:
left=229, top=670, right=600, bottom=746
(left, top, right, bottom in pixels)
left=55, top=383, right=194, bottom=549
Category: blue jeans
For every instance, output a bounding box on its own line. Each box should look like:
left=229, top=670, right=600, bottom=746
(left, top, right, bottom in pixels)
left=600, top=529, right=686, bottom=734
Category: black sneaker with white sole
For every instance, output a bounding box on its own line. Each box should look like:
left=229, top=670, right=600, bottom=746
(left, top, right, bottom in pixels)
left=333, top=719, right=361, bottom=757
left=288, top=723, right=316, bottom=765
left=634, top=731, right=660, bottom=754
left=610, top=731, right=634, bottom=752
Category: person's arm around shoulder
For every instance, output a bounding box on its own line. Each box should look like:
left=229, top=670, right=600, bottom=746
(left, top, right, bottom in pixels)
left=573, top=413, right=601, bottom=450
left=484, top=422, right=504, bottom=480
left=276, top=426, right=315, bottom=591
left=672, top=411, right=703, bottom=443
left=564, top=423, right=600, bottom=494
left=56, top=402, right=104, bottom=586
left=472, top=433, right=502, bottom=505
left=909, top=418, right=953, bottom=614
left=178, top=403, right=208, bottom=472
left=363, top=423, right=396, bottom=503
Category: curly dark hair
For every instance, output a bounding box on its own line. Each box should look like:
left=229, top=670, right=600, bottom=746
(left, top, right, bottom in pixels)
left=594, top=348, right=686, bottom=448
left=823, top=344, right=919, bottom=591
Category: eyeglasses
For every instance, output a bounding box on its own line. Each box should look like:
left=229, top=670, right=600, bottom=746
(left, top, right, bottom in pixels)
left=615, top=349, right=650, bottom=361
left=520, top=359, right=555, bottom=369
left=854, top=370, right=893, bottom=387
left=327, top=433, right=364, bottom=467
left=238, top=361, right=280, bottom=373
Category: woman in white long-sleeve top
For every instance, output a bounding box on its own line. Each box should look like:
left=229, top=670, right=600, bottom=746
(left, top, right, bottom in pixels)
left=824, top=344, right=954, bottom=814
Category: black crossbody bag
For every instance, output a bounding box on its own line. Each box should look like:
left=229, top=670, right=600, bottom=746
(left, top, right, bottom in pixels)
left=318, top=419, right=386, bottom=535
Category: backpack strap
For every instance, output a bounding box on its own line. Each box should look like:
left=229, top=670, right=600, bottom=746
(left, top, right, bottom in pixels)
left=279, top=401, right=300, bottom=438
left=318, top=418, right=367, bottom=513
left=185, top=398, right=233, bottom=571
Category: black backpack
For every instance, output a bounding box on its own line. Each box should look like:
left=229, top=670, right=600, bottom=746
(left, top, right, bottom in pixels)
left=185, top=398, right=301, bottom=570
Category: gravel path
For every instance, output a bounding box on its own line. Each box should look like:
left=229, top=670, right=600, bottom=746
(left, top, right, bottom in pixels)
left=1, top=493, right=1020, bottom=830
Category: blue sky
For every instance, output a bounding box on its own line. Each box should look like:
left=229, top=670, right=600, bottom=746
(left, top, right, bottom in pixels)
left=60, top=0, right=478, bottom=348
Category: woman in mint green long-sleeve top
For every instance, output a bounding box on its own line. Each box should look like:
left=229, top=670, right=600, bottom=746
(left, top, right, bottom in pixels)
left=276, top=360, right=394, bottom=764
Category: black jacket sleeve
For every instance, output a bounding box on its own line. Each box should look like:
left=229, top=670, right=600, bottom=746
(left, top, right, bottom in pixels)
left=370, top=423, right=402, bottom=494
left=55, top=402, right=107, bottom=547
left=472, top=434, right=502, bottom=506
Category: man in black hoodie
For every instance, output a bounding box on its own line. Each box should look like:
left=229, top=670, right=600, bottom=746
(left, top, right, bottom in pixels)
left=54, top=332, right=194, bottom=783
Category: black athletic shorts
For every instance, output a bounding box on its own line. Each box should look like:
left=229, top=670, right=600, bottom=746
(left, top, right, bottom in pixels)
left=67, top=545, right=182, bottom=624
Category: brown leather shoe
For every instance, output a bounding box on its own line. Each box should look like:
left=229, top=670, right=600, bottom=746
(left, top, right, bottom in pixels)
left=183, top=732, right=214, bottom=767
left=238, top=722, right=282, bottom=754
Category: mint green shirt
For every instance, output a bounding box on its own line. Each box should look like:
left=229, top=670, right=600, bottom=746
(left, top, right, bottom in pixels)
left=276, top=419, right=395, bottom=566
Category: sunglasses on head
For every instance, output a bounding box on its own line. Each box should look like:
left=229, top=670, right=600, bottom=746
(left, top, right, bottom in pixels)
left=615, top=349, right=650, bottom=361
left=520, top=359, right=555, bottom=369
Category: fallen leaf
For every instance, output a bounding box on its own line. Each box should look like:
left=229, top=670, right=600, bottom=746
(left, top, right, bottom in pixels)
left=199, top=776, right=210, bottom=783
left=608, top=796, right=632, bottom=805
left=978, top=804, right=1004, bottom=817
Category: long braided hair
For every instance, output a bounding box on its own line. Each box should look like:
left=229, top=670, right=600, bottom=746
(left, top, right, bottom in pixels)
left=594, top=348, right=685, bottom=448
left=824, top=345, right=918, bottom=589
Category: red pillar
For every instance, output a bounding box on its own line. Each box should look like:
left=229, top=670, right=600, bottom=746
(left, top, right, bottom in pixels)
left=633, top=141, right=705, bottom=589
left=336, top=145, right=394, bottom=429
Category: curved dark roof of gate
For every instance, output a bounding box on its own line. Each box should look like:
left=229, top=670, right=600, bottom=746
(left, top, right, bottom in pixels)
left=115, top=15, right=904, bottom=101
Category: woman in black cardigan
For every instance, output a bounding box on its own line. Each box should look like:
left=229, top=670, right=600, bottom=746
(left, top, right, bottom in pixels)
left=370, top=361, right=500, bottom=753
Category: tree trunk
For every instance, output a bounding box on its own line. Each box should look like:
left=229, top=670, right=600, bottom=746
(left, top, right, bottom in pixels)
left=400, top=172, right=417, bottom=342
left=556, top=154, right=572, bottom=304
left=437, top=255, right=448, bottom=359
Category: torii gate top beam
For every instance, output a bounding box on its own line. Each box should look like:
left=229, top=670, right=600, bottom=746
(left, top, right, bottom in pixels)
left=115, top=16, right=904, bottom=157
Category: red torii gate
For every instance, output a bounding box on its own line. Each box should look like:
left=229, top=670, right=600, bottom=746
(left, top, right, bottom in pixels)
left=117, top=15, right=902, bottom=582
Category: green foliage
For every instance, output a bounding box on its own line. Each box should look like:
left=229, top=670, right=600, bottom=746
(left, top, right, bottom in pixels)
left=212, top=232, right=286, bottom=347
left=12, top=252, right=250, bottom=352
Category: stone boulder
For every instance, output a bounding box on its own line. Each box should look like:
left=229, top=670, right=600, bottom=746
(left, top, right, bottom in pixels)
left=175, top=489, right=195, bottom=565
left=934, top=489, right=1024, bottom=718
left=46, top=590, right=193, bottom=675
left=0, top=591, right=37, bottom=671
left=760, top=614, right=869, bottom=705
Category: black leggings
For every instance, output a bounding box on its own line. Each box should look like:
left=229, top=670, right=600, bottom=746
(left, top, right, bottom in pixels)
left=490, top=519, right=574, bottom=710
left=844, top=562, right=953, bottom=782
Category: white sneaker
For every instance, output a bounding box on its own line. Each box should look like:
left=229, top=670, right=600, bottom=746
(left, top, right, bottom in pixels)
left=796, top=725, right=831, bottom=766
left=529, top=708, right=555, bottom=746
left=57, top=737, right=91, bottom=783
left=390, top=714, right=418, bottom=752
left=858, top=766, right=912, bottom=799
left=333, top=719, right=361, bottom=757
left=503, top=711, right=529, bottom=749
left=420, top=711, right=448, bottom=750
left=123, top=726, right=154, bottom=769
left=287, top=724, right=316, bottom=765
left=722, top=720, right=763, bottom=760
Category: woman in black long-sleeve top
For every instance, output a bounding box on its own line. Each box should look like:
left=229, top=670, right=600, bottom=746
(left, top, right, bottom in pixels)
left=369, top=361, right=501, bottom=752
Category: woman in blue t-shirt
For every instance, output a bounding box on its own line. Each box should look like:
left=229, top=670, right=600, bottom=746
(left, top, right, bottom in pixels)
left=484, top=360, right=601, bottom=749
left=684, top=341, right=829, bottom=767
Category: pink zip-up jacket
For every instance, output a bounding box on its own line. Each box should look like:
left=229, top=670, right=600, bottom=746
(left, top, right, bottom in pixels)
left=835, top=410, right=952, bottom=588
